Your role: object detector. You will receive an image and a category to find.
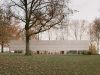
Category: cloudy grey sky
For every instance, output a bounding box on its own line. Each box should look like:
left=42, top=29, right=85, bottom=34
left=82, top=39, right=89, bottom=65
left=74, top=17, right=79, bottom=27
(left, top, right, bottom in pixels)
left=1, top=0, right=99, bottom=22
left=70, top=0, right=100, bottom=22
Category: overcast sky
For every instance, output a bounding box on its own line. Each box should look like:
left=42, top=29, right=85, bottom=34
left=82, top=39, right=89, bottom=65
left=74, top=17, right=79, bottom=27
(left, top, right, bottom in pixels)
left=70, top=0, right=100, bottom=22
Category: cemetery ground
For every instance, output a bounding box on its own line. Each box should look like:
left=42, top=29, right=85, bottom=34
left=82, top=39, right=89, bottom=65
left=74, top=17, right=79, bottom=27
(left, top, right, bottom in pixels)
left=0, top=54, right=100, bottom=75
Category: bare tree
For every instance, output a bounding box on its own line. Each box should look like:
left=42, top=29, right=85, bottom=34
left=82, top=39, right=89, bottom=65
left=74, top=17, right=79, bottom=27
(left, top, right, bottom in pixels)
left=69, top=20, right=88, bottom=40
left=91, top=18, right=100, bottom=54
left=69, top=20, right=79, bottom=40
left=47, top=30, right=51, bottom=40
left=79, top=20, right=88, bottom=40
left=7, top=0, right=72, bottom=55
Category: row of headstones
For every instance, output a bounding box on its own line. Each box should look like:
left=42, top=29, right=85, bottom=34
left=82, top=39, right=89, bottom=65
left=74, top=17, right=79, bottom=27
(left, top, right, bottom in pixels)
left=12, top=50, right=87, bottom=54
left=32, top=50, right=87, bottom=54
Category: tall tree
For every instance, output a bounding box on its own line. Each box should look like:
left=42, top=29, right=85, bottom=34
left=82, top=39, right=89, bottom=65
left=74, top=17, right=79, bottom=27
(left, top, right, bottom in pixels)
left=91, top=18, right=100, bottom=54
left=8, top=0, right=71, bottom=55
left=0, top=7, right=19, bottom=52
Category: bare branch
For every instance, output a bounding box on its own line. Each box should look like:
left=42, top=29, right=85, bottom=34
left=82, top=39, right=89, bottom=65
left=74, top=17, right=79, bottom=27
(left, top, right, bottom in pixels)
left=29, top=15, right=64, bottom=36
left=10, top=0, right=25, bottom=10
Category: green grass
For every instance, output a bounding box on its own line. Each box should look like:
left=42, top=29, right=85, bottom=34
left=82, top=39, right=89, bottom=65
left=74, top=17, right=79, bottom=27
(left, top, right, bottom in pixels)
left=0, top=54, right=100, bottom=75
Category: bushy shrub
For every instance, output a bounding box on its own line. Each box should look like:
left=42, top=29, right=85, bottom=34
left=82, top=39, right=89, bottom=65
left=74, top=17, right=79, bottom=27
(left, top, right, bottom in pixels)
left=14, top=50, right=23, bottom=53
left=89, top=43, right=97, bottom=55
left=81, top=51, right=91, bottom=55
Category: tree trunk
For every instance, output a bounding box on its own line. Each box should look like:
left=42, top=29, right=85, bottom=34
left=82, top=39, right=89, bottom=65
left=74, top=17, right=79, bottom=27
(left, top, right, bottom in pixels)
left=48, top=30, right=51, bottom=40
left=97, top=37, right=99, bottom=54
left=1, top=41, right=4, bottom=53
left=25, top=30, right=31, bottom=55
left=24, top=0, right=31, bottom=55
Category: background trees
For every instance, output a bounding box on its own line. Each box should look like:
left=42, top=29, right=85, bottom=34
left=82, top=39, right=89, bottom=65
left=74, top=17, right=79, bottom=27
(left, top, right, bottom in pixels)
left=69, top=20, right=89, bottom=40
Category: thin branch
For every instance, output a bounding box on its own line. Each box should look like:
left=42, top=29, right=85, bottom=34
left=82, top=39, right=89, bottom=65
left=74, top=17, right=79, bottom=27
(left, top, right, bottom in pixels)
left=12, top=14, right=26, bottom=22
left=10, top=0, right=25, bottom=10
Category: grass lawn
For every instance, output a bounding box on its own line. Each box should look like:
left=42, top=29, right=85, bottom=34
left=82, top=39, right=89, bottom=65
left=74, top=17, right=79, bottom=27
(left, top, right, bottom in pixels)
left=0, top=54, right=100, bottom=75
